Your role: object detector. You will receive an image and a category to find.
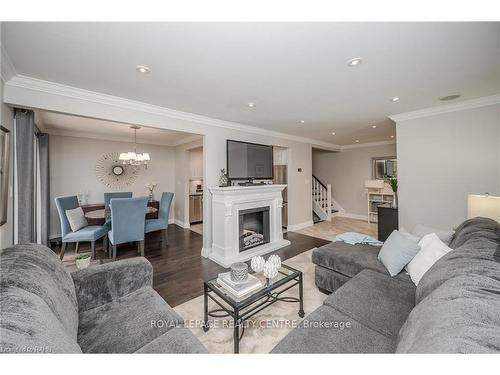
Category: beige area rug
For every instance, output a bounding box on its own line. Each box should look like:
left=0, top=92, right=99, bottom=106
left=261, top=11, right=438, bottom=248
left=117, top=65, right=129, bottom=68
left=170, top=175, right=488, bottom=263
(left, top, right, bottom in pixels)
left=174, top=249, right=328, bottom=353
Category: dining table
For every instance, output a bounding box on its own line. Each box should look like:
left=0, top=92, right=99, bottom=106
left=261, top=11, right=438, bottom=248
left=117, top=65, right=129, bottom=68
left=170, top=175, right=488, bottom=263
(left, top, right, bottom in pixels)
left=82, top=201, right=159, bottom=226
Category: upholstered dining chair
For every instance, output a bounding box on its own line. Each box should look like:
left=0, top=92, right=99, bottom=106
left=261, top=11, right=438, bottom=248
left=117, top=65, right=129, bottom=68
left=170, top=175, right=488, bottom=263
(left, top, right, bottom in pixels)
left=103, top=192, right=132, bottom=226
left=55, top=195, right=109, bottom=260
left=144, top=192, right=174, bottom=249
left=108, top=197, right=148, bottom=261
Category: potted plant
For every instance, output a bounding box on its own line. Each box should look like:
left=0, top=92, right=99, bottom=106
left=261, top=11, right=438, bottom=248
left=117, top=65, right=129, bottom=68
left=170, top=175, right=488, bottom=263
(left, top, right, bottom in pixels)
left=389, top=177, right=398, bottom=208
left=75, top=253, right=91, bottom=270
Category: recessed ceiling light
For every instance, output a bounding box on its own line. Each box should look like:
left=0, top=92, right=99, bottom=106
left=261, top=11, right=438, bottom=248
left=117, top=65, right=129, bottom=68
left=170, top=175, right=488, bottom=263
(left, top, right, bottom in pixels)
left=390, top=135, right=395, bottom=139
left=355, top=140, right=360, bottom=143
left=347, top=57, right=363, bottom=67
left=372, top=125, right=377, bottom=129
left=331, top=132, right=336, bottom=136
left=440, top=94, right=461, bottom=101
left=300, top=120, right=305, bottom=124
left=391, top=97, right=400, bottom=102
left=247, top=102, right=256, bottom=108
left=136, top=65, right=150, bottom=74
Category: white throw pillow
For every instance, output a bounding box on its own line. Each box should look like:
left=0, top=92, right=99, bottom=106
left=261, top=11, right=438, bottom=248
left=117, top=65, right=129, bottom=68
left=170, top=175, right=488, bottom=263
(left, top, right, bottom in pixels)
left=406, top=233, right=453, bottom=286
left=65, top=207, right=88, bottom=232
left=412, top=224, right=454, bottom=245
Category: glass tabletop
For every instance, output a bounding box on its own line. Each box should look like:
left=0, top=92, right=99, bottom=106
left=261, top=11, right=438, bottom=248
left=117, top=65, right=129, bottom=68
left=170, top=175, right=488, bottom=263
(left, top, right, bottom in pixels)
left=206, top=264, right=301, bottom=306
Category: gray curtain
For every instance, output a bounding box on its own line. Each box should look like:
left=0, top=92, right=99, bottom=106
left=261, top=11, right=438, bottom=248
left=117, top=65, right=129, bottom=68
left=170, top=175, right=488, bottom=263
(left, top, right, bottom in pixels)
left=14, top=109, right=35, bottom=244
left=38, top=133, right=50, bottom=246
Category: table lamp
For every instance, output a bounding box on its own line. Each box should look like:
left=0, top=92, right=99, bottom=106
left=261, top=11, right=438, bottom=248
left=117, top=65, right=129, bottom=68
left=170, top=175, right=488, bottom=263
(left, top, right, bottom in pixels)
left=467, top=193, right=500, bottom=223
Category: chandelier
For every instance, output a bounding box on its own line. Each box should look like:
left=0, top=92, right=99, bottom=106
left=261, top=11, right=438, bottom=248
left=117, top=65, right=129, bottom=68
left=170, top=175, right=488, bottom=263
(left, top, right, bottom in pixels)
left=119, top=125, right=150, bottom=168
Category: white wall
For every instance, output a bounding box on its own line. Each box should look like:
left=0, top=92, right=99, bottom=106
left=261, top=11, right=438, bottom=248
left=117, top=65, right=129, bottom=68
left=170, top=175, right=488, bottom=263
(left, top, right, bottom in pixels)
left=312, top=143, right=397, bottom=217
left=396, top=103, right=500, bottom=230
left=49, top=135, right=176, bottom=238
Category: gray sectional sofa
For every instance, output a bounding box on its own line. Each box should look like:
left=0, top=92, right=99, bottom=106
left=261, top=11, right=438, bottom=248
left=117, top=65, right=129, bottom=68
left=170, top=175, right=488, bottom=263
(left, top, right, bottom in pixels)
left=272, top=217, right=500, bottom=353
left=0, top=243, right=206, bottom=353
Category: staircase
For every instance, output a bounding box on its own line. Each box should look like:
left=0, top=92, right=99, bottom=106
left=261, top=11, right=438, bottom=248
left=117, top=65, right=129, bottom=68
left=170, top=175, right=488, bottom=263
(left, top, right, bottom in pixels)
left=312, top=175, right=339, bottom=223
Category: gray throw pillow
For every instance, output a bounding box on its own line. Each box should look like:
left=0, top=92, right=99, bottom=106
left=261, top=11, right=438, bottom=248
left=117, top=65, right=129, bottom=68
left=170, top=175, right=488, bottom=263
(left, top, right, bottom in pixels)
left=413, top=224, right=454, bottom=245
left=378, top=230, right=421, bottom=277
left=65, top=207, right=88, bottom=232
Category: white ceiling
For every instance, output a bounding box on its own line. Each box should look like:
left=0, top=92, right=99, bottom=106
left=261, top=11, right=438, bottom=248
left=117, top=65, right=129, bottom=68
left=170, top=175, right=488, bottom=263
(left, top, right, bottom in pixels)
left=35, top=110, right=201, bottom=147
left=3, top=22, right=500, bottom=145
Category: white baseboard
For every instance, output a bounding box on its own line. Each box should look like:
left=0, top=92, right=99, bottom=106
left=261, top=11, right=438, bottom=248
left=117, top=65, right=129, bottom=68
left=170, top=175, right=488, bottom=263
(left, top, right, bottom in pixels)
left=173, top=219, right=190, bottom=229
left=333, top=212, right=369, bottom=221
left=201, top=247, right=211, bottom=258
left=287, top=220, right=314, bottom=231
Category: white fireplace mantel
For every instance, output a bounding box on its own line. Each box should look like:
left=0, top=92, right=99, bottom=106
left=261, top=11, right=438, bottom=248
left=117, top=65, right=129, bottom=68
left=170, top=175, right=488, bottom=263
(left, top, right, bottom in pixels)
left=205, top=184, right=290, bottom=267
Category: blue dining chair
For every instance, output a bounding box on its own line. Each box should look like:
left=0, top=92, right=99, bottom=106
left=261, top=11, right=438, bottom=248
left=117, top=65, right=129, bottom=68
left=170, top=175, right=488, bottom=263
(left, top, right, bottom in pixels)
left=145, top=192, right=174, bottom=248
left=108, top=197, right=148, bottom=261
left=55, top=195, right=109, bottom=260
left=104, top=192, right=132, bottom=226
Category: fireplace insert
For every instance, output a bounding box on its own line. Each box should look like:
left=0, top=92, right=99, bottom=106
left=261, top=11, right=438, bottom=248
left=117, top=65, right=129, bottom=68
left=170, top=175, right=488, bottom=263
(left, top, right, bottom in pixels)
left=238, top=206, right=270, bottom=251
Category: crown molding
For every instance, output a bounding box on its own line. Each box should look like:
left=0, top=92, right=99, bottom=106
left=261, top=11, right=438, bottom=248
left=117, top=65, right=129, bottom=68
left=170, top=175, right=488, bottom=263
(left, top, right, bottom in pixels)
left=5, top=74, right=342, bottom=151
left=389, top=94, right=500, bottom=122
left=44, top=128, right=199, bottom=147
left=171, top=134, right=204, bottom=147
left=340, top=140, right=396, bottom=150
left=0, top=45, right=16, bottom=83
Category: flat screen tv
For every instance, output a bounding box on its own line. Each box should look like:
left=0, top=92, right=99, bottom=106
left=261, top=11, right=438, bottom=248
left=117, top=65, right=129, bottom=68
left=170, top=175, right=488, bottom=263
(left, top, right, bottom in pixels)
left=227, top=140, right=273, bottom=181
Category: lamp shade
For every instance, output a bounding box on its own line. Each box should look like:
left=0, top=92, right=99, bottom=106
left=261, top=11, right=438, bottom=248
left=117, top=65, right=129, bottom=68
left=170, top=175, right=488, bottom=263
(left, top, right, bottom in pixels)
left=467, top=194, right=500, bottom=223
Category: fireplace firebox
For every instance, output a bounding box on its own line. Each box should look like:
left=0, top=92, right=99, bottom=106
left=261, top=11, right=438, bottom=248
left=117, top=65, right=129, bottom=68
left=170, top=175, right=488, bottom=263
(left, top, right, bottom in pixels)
left=239, top=206, right=270, bottom=251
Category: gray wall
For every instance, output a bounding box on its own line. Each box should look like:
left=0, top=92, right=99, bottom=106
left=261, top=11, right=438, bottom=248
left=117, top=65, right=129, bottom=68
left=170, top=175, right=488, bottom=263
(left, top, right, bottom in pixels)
left=312, top=143, right=397, bottom=217
left=397, top=104, right=500, bottom=231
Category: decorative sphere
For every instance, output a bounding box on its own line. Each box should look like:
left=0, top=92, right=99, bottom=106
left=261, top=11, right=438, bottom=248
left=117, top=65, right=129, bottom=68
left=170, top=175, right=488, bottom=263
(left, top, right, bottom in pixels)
left=263, top=261, right=279, bottom=279
left=250, top=256, right=265, bottom=273
left=267, top=255, right=282, bottom=271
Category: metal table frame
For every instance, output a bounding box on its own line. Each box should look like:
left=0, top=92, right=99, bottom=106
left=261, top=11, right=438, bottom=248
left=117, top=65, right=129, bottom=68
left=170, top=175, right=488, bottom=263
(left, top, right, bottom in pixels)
left=203, top=264, right=304, bottom=353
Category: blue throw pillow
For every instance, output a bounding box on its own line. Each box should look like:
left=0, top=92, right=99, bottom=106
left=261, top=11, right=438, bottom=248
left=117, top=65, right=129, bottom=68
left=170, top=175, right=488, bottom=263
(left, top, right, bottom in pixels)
left=378, top=230, right=420, bottom=277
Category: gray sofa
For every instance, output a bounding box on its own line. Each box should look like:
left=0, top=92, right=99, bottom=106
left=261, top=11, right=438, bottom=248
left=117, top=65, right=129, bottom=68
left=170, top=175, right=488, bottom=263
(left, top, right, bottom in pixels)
left=272, top=217, right=500, bottom=353
left=0, top=243, right=206, bottom=353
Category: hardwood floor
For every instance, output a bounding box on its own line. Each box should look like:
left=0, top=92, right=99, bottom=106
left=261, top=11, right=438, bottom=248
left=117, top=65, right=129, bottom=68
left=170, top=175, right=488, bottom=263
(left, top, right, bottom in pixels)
left=297, top=216, right=377, bottom=241
left=54, top=225, right=330, bottom=307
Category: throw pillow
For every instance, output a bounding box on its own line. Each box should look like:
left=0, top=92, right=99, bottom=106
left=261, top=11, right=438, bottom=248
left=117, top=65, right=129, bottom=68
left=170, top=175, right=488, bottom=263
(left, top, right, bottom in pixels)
left=378, top=230, right=421, bottom=277
left=412, top=224, right=454, bottom=245
left=406, top=233, right=453, bottom=285
left=65, top=207, right=88, bottom=232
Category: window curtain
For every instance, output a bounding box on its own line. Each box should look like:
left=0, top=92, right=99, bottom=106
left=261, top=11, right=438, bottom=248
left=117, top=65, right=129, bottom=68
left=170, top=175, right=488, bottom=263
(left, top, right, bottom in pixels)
left=14, top=109, right=34, bottom=243
left=38, top=133, right=50, bottom=246
left=14, top=109, right=50, bottom=245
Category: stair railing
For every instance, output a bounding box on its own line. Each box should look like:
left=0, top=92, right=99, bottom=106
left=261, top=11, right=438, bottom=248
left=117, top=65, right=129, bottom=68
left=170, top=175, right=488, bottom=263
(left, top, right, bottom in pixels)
left=312, top=175, right=332, bottom=221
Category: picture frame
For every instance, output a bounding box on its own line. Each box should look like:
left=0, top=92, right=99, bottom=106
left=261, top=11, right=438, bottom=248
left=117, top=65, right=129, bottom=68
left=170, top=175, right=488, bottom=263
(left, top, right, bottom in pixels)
left=0, top=126, right=11, bottom=226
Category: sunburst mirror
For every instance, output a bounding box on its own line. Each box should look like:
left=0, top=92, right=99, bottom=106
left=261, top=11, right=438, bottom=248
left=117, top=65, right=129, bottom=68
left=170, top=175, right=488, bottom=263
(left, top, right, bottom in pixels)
left=95, top=152, right=139, bottom=189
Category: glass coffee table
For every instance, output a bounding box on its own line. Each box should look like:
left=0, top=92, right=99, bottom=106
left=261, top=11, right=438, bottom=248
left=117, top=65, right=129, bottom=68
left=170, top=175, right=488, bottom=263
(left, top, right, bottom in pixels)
left=203, top=264, right=304, bottom=353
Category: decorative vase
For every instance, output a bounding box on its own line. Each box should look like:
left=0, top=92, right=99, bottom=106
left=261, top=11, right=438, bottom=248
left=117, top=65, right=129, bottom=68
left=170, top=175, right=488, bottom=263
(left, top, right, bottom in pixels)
left=392, top=193, right=398, bottom=209
left=76, top=255, right=91, bottom=270
left=230, top=262, right=248, bottom=283
left=148, top=191, right=154, bottom=202
left=250, top=256, right=265, bottom=273
left=219, top=169, right=228, bottom=187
